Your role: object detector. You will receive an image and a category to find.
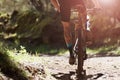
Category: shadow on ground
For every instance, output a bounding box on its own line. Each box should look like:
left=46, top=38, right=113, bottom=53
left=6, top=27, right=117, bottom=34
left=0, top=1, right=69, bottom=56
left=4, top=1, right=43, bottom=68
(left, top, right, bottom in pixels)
left=52, top=71, right=76, bottom=80
left=52, top=71, right=104, bottom=80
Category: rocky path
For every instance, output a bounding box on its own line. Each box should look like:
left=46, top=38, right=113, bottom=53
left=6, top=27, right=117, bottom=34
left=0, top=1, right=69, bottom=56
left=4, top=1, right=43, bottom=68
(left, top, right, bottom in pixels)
left=40, top=53, right=120, bottom=80
left=0, top=53, right=120, bottom=80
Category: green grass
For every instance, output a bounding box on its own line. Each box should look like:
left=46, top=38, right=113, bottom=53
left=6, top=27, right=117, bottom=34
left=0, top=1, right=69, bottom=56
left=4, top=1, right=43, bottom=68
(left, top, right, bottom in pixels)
left=23, top=44, right=67, bottom=55
left=0, top=40, right=67, bottom=63
left=87, top=44, right=120, bottom=55
left=0, top=41, right=66, bottom=62
left=1, top=39, right=120, bottom=63
left=7, top=49, right=42, bottom=63
left=0, top=43, right=28, bottom=80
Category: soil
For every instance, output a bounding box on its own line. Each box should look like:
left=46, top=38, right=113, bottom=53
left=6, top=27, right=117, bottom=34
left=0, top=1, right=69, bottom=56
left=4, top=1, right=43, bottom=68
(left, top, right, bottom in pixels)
left=0, top=53, right=120, bottom=80
left=41, top=53, right=120, bottom=80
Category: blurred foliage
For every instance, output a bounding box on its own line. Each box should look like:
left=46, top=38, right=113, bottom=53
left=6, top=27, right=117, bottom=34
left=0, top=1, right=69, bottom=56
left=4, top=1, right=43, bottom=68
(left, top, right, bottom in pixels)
left=84, top=0, right=120, bottom=47
left=0, top=0, right=120, bottom=48
left=0, top=0, right=120, bottom=78
left=0, top=0, right=31, bottom=13
left=0, top=40, right=28, bottom=80
left=1, top=0, right=120, bottom=79
left=0, top=0, right=64, bottom=46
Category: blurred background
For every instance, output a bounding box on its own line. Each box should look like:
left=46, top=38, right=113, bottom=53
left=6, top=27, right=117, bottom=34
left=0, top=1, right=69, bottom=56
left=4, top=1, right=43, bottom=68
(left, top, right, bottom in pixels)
left=0, top=0, right=120, bottom=80
left=0, top=0, right=120, bottom=55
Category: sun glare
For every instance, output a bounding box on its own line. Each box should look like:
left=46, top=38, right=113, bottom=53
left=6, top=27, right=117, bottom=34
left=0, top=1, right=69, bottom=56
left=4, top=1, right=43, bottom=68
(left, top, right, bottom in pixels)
left=100, top=0, right=114, bottom=5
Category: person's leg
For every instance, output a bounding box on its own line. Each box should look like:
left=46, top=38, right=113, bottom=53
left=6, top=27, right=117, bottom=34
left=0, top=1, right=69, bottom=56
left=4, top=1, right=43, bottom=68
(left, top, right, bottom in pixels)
left=59, top=4, right=75, bottom=65
left=61, top=21, right=75, bottom=65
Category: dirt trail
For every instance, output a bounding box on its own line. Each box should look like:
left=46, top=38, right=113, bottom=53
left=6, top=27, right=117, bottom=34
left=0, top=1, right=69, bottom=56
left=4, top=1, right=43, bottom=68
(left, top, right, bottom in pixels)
left=0, top=53, right=120, bottom=80
left=40, top=53, right=120, bottom=80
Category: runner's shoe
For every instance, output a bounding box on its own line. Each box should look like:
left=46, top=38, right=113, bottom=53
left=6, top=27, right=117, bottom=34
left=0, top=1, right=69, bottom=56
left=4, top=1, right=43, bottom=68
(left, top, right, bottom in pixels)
left=69, top=55, right=76, bottom=65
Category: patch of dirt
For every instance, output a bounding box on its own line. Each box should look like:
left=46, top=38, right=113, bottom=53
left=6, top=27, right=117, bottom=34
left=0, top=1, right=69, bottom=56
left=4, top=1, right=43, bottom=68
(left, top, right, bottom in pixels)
left=1, top=53, right=120, bottom=80
left=40, top=53, right=120, bottom=80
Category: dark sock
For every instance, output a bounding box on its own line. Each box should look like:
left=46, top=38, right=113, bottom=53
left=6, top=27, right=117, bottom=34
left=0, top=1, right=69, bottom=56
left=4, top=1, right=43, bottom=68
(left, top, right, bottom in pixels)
left=68, top=46, right=74, bottom=57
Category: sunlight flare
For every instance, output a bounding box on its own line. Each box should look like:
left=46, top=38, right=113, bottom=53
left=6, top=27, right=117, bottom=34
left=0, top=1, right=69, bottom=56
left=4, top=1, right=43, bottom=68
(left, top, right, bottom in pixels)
left=100, top=0, right=115, bottom=5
